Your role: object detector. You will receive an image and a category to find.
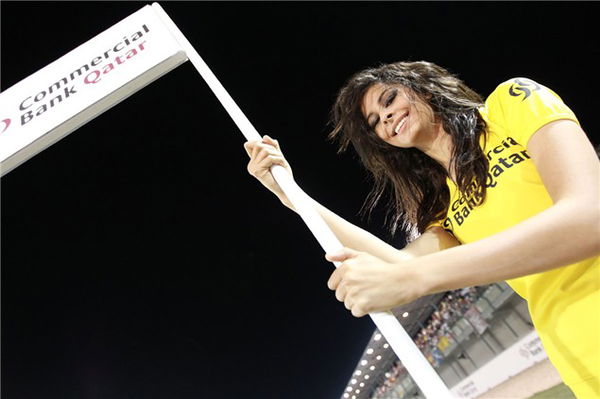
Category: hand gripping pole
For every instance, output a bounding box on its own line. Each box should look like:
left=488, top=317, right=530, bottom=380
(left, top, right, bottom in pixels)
left=151, top=3, right=453, bottom=398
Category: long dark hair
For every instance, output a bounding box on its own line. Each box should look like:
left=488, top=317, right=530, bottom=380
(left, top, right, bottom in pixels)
left=329, top=61, right=488, bottom=238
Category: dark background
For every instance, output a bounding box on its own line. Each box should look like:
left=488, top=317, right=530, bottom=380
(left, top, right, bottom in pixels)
left=1, top=2, right=599, bottom=399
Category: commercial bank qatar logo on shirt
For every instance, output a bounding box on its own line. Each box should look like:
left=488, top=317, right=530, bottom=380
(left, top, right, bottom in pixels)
left=0, top=24, right=151, bottom=135
left=442, top=136, right=532, bottom=232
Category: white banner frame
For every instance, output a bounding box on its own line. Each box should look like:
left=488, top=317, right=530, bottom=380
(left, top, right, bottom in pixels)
left=0, top=3, right=454, bottom=398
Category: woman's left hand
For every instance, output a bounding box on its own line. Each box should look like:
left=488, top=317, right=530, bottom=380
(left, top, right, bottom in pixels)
left=325, top=247, right=423, bottom=317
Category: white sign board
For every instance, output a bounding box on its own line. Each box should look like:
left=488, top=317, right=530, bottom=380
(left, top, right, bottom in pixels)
left=0, top=4, right=187, bottom=175
left=451, top=330, right=548, bottom=398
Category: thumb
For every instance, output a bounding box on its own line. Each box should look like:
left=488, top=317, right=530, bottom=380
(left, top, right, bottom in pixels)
left=325, top=247, right=358, bottom=262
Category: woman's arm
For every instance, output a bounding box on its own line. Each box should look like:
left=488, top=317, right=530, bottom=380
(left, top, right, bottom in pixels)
left=244, top=136, right=460, bottom=264
left=308, top=200, right=460, bottom=263
left=327, top=119, right=600, bottom=317
left=419, top=119, right=600, bottom=293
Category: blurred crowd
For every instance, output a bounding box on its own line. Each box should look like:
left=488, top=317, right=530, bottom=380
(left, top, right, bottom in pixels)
left=415, top=287, right=479, bottom=354
left=372, top=359, right=406, bottom=398
left=371, top=287, right=480, bottom=399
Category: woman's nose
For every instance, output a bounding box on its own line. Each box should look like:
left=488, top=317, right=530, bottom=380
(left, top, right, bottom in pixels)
left=383, top=112, right=393, bottom=124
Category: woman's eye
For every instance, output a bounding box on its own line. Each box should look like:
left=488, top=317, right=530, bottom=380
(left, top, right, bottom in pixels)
left=385, top=90, right=397, bottom=107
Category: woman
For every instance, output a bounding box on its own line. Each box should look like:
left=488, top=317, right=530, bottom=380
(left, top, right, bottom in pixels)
left=243, top=61, right=599, bottom=398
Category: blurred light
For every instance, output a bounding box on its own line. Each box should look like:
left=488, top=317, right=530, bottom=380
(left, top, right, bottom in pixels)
left=366, top=348, right=374, bottom=354
left=360, top=360, right=367, bottom=366
left=383, top=343, right=389, bottom=349
left=376, top=355, right=382, bottom=360
left=370, top=365, right=375, bottom=370
left=351, top=379, right=357, bottom=385
left=346, top=387, right=353, bottom=392
left=355, top=370, right=362, bottom=376
left=402, top=311, right=409, bottom=318
left=355, top=389, right=360, bottom=394
left=343, top=394, right=349, bottom=398
left=359, top=382, right=365, bottom=387
left=352, top=396, right=356, bottom=399
left=365, top=374, right=370, bottom=379
left=374, top=333, right=382, bottom=341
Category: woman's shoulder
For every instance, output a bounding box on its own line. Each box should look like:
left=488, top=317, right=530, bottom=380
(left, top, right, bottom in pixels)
left=486, top=77, right=543, bottom=103
left=478, top=77, right=543, bottom=141
left=481, top=77, right=579, bottom=147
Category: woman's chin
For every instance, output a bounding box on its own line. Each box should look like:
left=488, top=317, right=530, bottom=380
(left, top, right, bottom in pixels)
left=388, top=134, right=414, bottom=149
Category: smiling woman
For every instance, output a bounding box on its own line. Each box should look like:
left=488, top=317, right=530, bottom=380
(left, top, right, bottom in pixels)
left=244, top=60, right=600, bottom=398
left=330, top=62, right=491, bottom=236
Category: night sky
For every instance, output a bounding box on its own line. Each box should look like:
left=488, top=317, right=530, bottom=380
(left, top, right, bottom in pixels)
left=1, top=2, right=599, bottom=399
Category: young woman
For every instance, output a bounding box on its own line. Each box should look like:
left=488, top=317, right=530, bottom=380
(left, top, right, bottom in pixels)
left=243, top=61, right=599, bottom=398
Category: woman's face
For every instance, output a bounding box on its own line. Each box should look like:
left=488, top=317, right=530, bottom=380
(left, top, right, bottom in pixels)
left=361, top=83, right=436, bottom=149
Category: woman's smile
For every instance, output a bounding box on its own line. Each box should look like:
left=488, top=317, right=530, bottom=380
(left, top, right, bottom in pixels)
left=392, top=111, right=409, bottom=136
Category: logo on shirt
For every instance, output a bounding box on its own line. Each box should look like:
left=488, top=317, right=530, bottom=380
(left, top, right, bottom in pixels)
left=442, top=136, right=531, bottom=231
left=508, top=78, right=540, bottom=101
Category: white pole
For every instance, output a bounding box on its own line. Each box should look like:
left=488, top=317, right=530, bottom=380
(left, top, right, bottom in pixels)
left=151, top=3, right=453, bottom=398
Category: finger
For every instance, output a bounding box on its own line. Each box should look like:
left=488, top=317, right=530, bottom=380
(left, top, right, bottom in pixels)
left=351, top=306, right=367, bottom=318
left=243, top=141, right=254, bottom=158
left=325, top=247, right=358, bottom=262
left=250, top=142, right=277, bottom=162
left=255, top=155, right=286, bottom=177
left=244, top=141, right=260, bottom=158
left=255, top=148, right=281, bottom=166
left=249, top=144, right=269, bottom=171
left=263, top=135, right=281, bottom=150
left=334, top=282, right=347, bottom=302
left=344, top=296, right=353, bottom=311
left=247, top=144, right=262, bottom=176
left=262, top=135, right=275, bottom=144
left=251, top=141, right=274, bottom=157
left=249, top=152, right=284, bottom=177
left=327, top=267, right=344, bottom=290
left=250, top=141, right=262, bottom=163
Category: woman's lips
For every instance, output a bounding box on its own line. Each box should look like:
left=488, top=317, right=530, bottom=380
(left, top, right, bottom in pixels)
left=393, top=112, right=409, bottom=136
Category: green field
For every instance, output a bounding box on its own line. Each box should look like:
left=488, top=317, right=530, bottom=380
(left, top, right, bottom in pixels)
left=528, top=383, right=576, bottom=399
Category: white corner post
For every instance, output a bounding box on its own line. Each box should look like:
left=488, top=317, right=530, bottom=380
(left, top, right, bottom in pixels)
left=150, top=3, right=453, bottom=398
left=0, top=2, right=453, bottom=397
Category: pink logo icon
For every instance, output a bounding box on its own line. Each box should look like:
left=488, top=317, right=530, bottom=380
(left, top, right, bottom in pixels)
left=0, top=118, right=11, bottom=134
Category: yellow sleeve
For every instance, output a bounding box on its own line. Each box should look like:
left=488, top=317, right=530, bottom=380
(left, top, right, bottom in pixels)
left=425, top=220, right=444, bottom=230
left=484, top=77, right=580, bottom=147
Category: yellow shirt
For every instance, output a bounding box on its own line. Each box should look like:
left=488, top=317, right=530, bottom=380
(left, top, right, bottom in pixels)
left=434, top=78, right=599, bottom=397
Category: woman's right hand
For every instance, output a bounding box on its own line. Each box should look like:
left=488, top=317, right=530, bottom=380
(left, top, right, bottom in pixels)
left=243, top=135, right=294, bottom=209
